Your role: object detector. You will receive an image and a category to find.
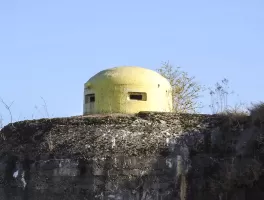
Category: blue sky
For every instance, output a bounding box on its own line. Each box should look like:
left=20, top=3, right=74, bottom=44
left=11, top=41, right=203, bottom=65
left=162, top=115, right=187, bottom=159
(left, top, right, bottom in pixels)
left=0, top=0, right=264, bottom=125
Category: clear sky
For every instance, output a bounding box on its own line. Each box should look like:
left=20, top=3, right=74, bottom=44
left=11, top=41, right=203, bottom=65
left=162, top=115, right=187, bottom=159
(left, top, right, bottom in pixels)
left=0, top=0, right=264, bottom=125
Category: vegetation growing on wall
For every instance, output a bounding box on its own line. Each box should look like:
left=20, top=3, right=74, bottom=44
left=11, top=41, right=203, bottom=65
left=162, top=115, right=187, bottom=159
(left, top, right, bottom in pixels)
left=209, top=78, right=248, bottom=116
left=249, top=102, right=264, bottom=125
left=156, top=62, right=253, bottom=118
left=156, top=61, right=203, bottom=113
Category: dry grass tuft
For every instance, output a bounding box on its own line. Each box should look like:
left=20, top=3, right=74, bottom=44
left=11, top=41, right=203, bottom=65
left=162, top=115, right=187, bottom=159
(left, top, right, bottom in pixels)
left=217, top=105, right=249, bottom=121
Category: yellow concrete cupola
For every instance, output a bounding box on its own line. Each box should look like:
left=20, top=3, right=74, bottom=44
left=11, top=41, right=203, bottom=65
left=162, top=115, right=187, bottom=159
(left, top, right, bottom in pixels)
left=83, top=66, right=172, bottom=115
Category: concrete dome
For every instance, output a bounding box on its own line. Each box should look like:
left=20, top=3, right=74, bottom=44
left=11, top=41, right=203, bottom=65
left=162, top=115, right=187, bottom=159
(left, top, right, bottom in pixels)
left=85, top=66, right=171, bottom=88
left=83, top=66, right=172, bottom=115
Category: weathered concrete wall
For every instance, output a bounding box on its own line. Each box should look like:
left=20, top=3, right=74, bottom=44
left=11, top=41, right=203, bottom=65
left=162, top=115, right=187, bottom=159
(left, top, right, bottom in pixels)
left=0, top=156, right=187, bottom=200
left=0, top=112, right=264, bottom=200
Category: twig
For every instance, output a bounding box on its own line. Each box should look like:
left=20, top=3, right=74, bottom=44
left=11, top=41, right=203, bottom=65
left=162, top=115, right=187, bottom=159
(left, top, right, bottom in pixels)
left=0, top=97, right=14, bottom=127
left=0, top=114, right=3, bottom=129
left=40, top=96, right=50, bottom=118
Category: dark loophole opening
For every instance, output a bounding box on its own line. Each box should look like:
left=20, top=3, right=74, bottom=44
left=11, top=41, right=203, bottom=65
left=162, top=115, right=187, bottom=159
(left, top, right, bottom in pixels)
left=130, top=94, right=143, bottom=100
left=85, top=94, right=95, bottom=103
left=90, top=96, right=95, bottom=102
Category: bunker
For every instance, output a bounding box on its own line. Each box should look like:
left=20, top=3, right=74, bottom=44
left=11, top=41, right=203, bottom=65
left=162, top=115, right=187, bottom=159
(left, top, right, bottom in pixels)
left=83, top=66, right=172, bottom=114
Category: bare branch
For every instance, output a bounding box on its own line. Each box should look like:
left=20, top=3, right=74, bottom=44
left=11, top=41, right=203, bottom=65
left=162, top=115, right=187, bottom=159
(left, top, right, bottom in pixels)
left=0, top=97, right=14, bottom=126
left=0, top=114, right=3, bottom=130
left=40, top=96, right=50, bottom=118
